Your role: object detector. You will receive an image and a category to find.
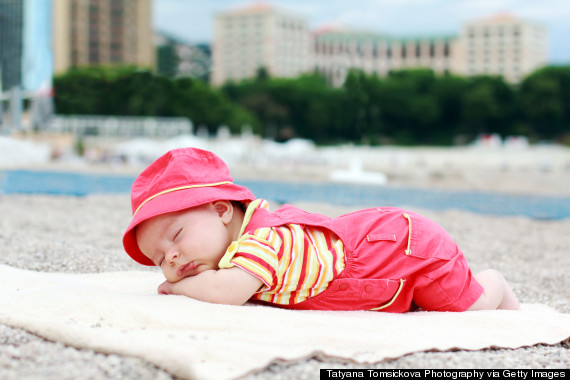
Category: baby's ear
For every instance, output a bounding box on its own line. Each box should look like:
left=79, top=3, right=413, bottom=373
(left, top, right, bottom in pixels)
left=212, top=200, right=233, bottom=224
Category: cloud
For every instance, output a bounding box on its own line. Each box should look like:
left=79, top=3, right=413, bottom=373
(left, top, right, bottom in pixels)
left=516, top=1, right=570, bottom=21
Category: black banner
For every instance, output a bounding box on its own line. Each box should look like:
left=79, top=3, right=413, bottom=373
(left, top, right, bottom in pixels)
left=320, top=369, right=569, bottom=380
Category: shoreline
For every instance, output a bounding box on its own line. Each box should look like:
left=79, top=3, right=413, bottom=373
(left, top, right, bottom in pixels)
left=3, top=143, right=570, bottom=198
left=3, top=166, right=570, bottom=221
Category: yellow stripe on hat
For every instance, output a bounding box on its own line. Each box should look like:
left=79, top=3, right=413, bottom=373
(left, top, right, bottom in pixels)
left=133, top=181, right=233, bottom=216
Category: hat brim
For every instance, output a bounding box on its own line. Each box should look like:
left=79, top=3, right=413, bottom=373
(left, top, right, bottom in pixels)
left=122, top=183, right=256, bottom=266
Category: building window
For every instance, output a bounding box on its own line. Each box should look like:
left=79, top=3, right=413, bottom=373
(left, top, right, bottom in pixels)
left=90, top=45, right=100, bottom=63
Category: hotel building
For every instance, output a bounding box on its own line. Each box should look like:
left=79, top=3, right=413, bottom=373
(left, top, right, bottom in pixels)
left=459, top=13, right=548, bottom=83
left=52, top=0, right=154, bottom=74
left=313, top=28, right=458, bottom=86
left=212, top=4, right=549, bottom=86
left=212, top=3, right=312, bottom=85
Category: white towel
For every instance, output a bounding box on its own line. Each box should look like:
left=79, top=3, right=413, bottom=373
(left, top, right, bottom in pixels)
left=0, top=265, right=568, bottom=380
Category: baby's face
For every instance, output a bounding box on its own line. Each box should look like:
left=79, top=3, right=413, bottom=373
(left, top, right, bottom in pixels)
left=136, top=203, right=234, bottom=282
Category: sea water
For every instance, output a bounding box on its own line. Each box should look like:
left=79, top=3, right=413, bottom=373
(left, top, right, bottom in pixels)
left=1, top=169, right=569, bottom=220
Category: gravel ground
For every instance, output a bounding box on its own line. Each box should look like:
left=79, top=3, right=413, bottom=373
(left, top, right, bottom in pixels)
left=0, top=194, right=568, bottom=379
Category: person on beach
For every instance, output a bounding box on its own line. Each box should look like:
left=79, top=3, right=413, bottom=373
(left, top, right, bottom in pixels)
left=122, top=148, right=520, bottom=312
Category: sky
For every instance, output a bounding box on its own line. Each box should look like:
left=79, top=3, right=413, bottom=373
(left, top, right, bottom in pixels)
left=154, top=0, right=570, bottom=64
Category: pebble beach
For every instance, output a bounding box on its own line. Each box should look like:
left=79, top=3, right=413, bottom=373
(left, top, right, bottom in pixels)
left=1, top=141, right=569, bottom=379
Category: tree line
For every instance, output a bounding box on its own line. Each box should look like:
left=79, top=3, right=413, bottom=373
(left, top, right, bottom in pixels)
left=53, top=65, right=570, bottom=145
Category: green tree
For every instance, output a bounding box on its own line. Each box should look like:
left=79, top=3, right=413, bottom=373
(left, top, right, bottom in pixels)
left=369, top=69, right=442, bottom=144
left=222, top=75, right=291, bottom=139
left=156, top=44, right=180, bottom=78
left=171, top=77, right=257, bottom=134
left=342, top=69, right=370, bottom=141
left=55, top=64, right=570, bottom=145
left=54, top=66, right=258, bottom=135
left=108, top=70, right=175, bottom=116
left=460, top=75, right=518, bottom=139
left=239, top=92, right=289, bottom=138
left=54, top=66, right=157, bottom=115
left=54, top=67, right=108, bottom=114
left=520, top=66, right=570, bottom=140
left=432, top=75, right=469, bottom=143
left=267, top=74, right=335, bottom=142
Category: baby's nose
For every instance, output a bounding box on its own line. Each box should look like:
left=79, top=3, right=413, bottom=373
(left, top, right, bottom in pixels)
left=165, top=249, right=179, bottom=264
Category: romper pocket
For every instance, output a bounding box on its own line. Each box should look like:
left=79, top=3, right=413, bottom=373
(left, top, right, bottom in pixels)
left=368, top=278, right=406, bottom=311
left=306, top=277, right=404, bottom=311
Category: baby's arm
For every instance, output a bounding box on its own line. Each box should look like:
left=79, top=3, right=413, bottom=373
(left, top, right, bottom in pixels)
left=158, top=267, right=263, bottom=305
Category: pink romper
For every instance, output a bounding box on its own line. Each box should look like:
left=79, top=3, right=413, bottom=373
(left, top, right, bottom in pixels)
left=243, top=205, right=483, bottom=312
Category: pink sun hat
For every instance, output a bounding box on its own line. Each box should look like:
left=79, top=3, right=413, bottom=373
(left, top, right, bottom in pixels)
left=122, top=147, right=256, bottom=266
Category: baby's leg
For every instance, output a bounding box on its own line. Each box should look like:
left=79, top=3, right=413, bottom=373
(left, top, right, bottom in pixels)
left=467, top=269, right=520, bottom=310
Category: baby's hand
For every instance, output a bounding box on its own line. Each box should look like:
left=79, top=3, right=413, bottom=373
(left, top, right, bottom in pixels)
left=157, top=281, right=174, bottom=295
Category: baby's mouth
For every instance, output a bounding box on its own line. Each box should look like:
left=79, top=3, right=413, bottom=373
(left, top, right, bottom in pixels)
left=177, top=261, right=196, bottom=277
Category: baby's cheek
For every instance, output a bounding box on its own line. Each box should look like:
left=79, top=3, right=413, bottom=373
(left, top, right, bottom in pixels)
left=162, top=268, right=178, bottom=283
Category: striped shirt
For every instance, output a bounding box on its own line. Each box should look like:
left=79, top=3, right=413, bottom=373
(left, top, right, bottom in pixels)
left=218, top=199, right=346, bottom=305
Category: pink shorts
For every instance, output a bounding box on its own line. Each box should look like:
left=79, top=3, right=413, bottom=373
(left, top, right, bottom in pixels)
left=278, top=208, right=484, bottom=312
